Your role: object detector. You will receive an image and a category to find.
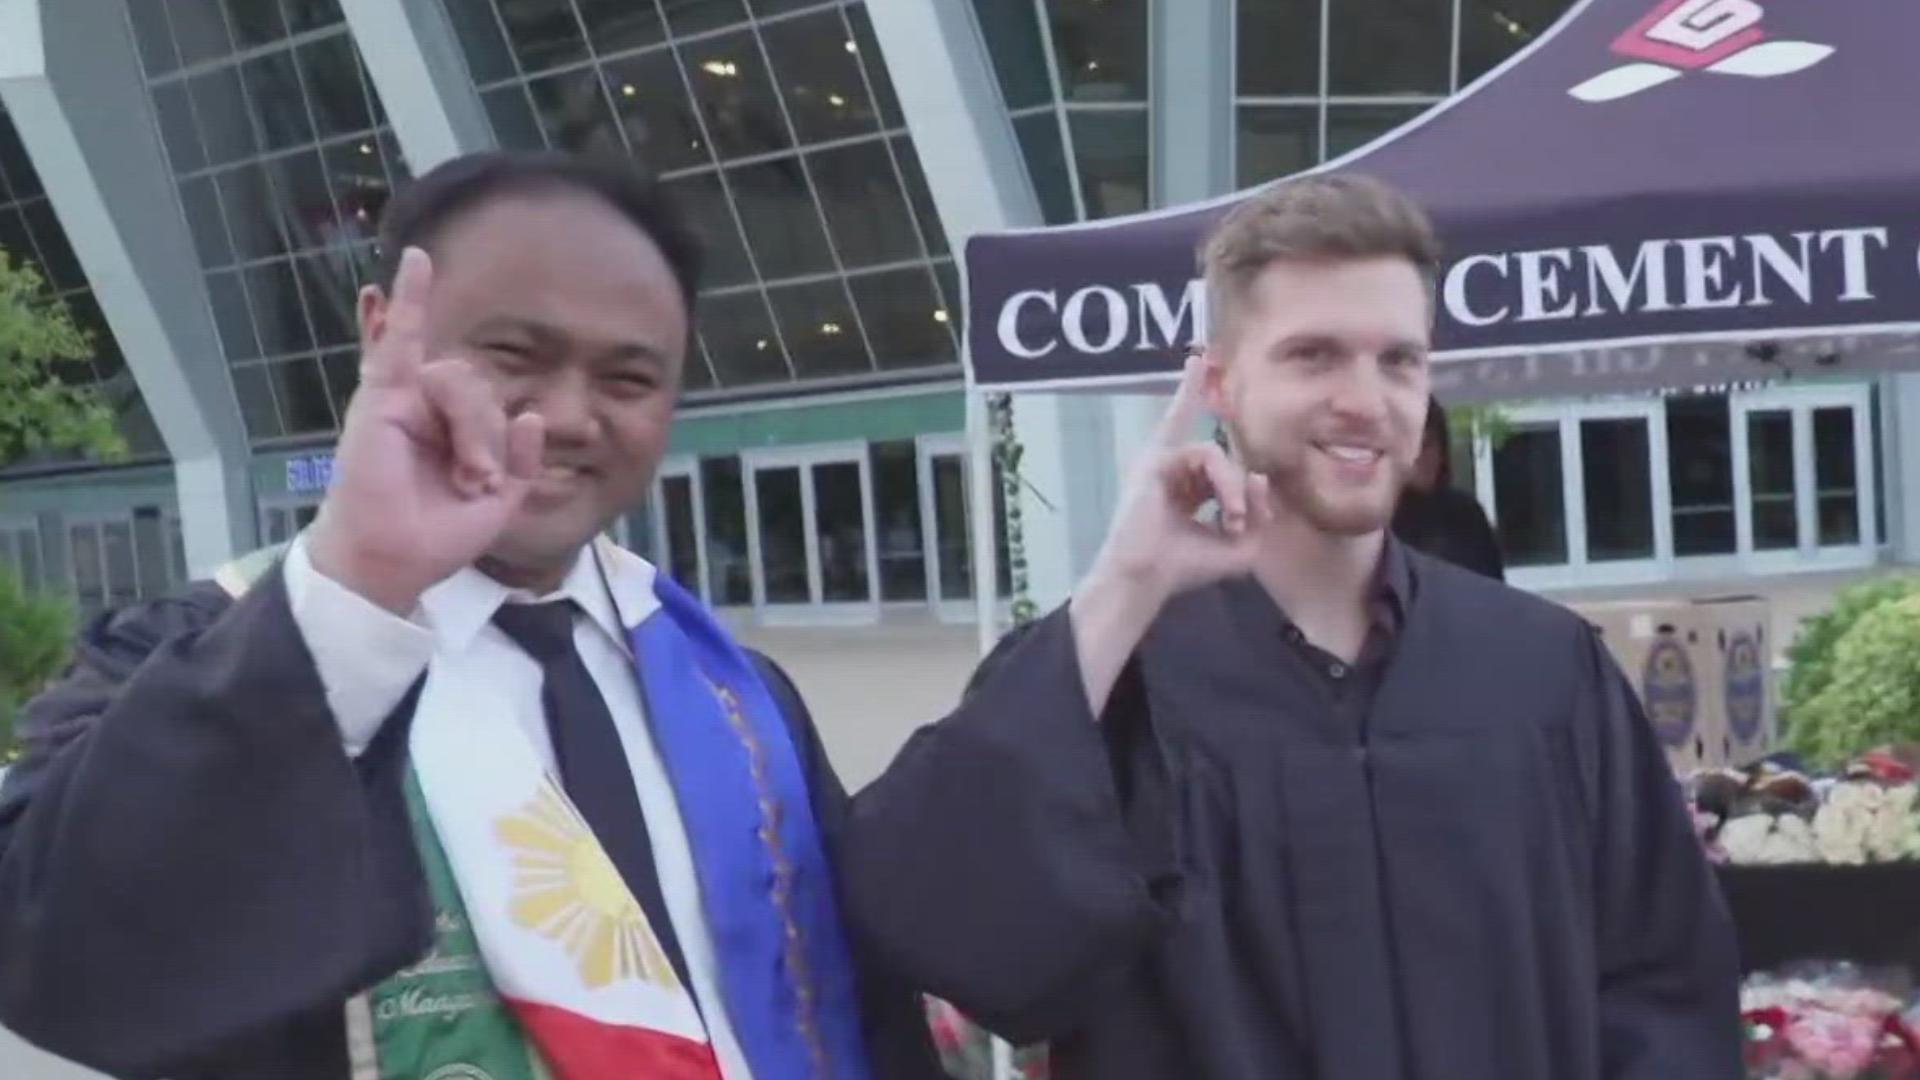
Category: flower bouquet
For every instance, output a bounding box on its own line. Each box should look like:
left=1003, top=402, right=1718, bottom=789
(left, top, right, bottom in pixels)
left=1742, top=964, right=1920, bottom=1079
left=1690, top=749, right=1920, bottom=867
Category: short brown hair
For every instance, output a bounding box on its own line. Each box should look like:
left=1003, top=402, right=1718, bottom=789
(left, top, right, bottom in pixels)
left=1200, top=173, right=1440, bottom=341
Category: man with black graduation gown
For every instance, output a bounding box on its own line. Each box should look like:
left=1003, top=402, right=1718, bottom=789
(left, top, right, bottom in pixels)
left=839, top=175, right=1741, bottom=1080
left=0, top=152, right=937, bottom=1080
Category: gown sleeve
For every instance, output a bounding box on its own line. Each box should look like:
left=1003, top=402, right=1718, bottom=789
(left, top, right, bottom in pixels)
left=0, top=570, right=428, bottom=1078
left=1577, top=628, right=1744, bottom=1080
left=835, top=605, right=1183, bottom=1045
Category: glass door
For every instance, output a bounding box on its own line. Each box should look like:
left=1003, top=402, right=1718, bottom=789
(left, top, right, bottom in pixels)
left=1477, top=400, right=1669, bottom=590
left=649, top=461, right=707, bottom=600
left=918, top=435, right=1012, bottom=622
left=744, top=445, right=878, bottom=623
left=1732, top=385, right=1875, bottom=571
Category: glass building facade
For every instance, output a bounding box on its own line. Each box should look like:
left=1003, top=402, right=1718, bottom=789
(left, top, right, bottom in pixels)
left=436, top=0, right=961, bottom=395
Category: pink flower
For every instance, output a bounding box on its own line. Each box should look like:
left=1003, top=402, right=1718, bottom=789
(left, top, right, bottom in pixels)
left=1785, top=1012, right=1882, bottom=1077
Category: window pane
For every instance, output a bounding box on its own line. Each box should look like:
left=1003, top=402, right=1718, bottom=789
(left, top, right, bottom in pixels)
left=19, top=527, right=44, bottom=591
left=207, top=269, right=262, bottom=361
left=761, top=12, right=882, bottom=145
left=680, top=32, right=792, bottom=161
left=244, top=53, right=316, bottom=152
left=249, top=259, right=315, bottom=356
left=282, top=0, right=346, bottom=34
left=1047, top=0, right=1147, bottom=102
left=890, top=137, right=946, bottom=257
left=969, top=0, right=1051, bottom=110
left=128, top=0, right=184, bottom=77
left=191, top=67, right=259, bottom=166
left=22, top=202, right=83, bottom=292
left=726, top=158, right=832, bottom=279
left=1071, top=110, right=1148, bottom=220
left=298, top=253, right=357, bottom=347
left=931, top=455, right=969, bottom=600
left=218, top=164, right=288, bottom=262
left=661, top=171, right=752, bottom=288
left=154, top=82, right=208, bottom=173
left=1581, top=418, right=1653, bottom=562
left=266, top=150, right=339, bottom=249
left=300, top=35, right=377, bottom=139
left=1238, top=0, right=1321, bottom=96
left=181, top=176, right=235, bottom=267
left=231, top=363, right=283, bottom=438
left=602, top=51, right=710, bottom=174
left=225, top=0, right=289, bottom=48
left=1237, top=105, right=1316, bottom=188
left=0, top=114, right=40, bottom=200
left=70, top=524, right=103, bottom=618
left=1747, top=410, right=1796, bottom=550
left=1326, top=104, right=1428, bottom=159
left=755, top=465, right=809, bottom=603
left=1330, top=0, right=1449, bottom=94
left=683, top=342, right=716, bottom=393
left=167, top=0, right=236, bottom=66
left=813, top=461, right=870, bottom=602
left=0, top=210, right=32, bottom=273
left=849, top=268, right=955, bottom=372
left=525, top=69, right=621, bottom=153
left=1013, top=112, right=1075, bottom=224
left=1814, top=407, right=1859, bottom=547
left=102, top=520, right=139, bottom=609
left=495, top=0, right=589, bottom=74
left=578, top=0, right=666, bottom=54
left=1462, top=0, right=1576, bottom=85
left=1493, top=425, right=1567, bottom=566
left=844, top=7, right=903, bottom=130
left=321, top=348, right=359, bottom=417
left=700, top=290, right=791, bottom=386
left=483, top=85, right=548, bottom=151
left=443, top=0, right=519, bottom=85
left=1667, top=394, right=1735, bottom=557
left=270, top=356, right=336, bottom=435
left=322, top=137, right=395, bottom=241
left=808, top=140, right=919, bottom=268
left=662, top=474, right=702, bottom=593
left=660, top=0, right=748, bottom=37
left=872, top=440, right=926, bottom=602
left=701, top=456, right=753, bottom=604
left=767, top=280, right=869, bottom=379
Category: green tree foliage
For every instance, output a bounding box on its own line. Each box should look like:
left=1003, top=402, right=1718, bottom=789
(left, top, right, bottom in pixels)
left=0, top=565, right=72, bottom=764
left=1788, top=592, right=1920, bottom=766
left=1782, top=576, right=1920, bottom=732
left=0, top=246, right=124, bottom=463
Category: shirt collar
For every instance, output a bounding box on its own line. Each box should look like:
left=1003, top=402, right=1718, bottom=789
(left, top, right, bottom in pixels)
left=418, top=539, right=660, bottom=655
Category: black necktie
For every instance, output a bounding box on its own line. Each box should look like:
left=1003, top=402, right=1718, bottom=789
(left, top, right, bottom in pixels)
left=491, top=600, right=692, bottom=992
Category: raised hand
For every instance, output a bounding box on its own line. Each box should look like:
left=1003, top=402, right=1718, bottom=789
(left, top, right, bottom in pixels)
left=1069, top=354, right=1271, bottom=715
left=306, top=248, right=547, bottom=613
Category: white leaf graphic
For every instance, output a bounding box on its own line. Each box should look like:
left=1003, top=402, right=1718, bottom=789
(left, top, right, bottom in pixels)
left=1568, top=63, right=1684, bottom=102
left=1709, top=40, right=1835, bottom=77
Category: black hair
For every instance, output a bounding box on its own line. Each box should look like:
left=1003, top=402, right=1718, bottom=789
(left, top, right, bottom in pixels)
left=1423, top=395, right=1452, bottom=487
left=373, top=151, right=702, bottom=315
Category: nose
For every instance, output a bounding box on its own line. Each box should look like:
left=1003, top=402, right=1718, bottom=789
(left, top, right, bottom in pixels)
left=1325, top=356, right=1392, bottom=426
left=518, top=367, right=598, bottom=445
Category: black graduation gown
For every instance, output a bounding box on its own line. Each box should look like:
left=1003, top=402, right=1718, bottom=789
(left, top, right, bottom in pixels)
left=0, top=566, right=940, bottom=1080
left=840, top=553, right=1741, bottom=1080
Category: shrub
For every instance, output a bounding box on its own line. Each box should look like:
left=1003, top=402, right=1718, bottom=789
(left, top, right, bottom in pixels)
left=0, top=566, right=72, bottom=763
left=1789, top=593, right=1920, bottom=766
left=1783, top=576, right=1920, bottom=733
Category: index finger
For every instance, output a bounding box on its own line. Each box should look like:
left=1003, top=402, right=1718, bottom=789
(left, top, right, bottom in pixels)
left=361, top=247, right=432, bottom=388
left=1152, top=352, right=1213, bottom=449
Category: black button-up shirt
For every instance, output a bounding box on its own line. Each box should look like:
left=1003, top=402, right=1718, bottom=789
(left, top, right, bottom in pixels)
left=1222, top=538, right=1414, bottom=736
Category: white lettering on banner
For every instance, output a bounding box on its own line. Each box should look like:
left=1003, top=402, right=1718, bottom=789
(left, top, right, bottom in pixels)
left=1746, top=232, right=1817, bottom=306
left=1444, top=254, right=1511, bottom=326
left=1133, top=280, right=1206, bottom=350
left=1061, top=286, right=1129, bottom=354
left=1647, top=0, right=1763, bottom=51
left=1822, top=227, right=1889, bottom=301
left=1516, top=249, right=1580, bottom=321
left=998, top=289, right=1059, bottom=359
left=1677, top=237, right=1743, bottom=309
left=1584, top=241, right=1673, bottom=315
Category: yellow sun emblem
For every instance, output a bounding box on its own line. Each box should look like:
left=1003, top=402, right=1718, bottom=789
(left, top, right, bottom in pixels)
left=496, top=781, right=679, bottom=991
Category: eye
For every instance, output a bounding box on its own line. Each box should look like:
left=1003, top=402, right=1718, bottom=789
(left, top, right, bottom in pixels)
left=603, top=371, right=659, bottom=398
left=481, top=341, right=533, bottom=362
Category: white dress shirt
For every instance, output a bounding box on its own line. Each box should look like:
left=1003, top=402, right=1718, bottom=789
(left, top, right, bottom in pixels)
left=282, top=537, right=754, bottom=1080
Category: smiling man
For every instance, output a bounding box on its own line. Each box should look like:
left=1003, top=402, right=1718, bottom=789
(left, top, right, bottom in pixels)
left=0, top=152, right=938, bottom=1080
left=840, top=175, right=1741, bottom=1080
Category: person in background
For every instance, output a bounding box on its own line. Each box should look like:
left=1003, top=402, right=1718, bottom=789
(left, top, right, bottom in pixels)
left=1392, top=397, right=1505, bottom=580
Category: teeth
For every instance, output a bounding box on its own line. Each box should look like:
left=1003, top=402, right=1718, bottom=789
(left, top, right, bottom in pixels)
left=1323, top=445, right=1380, bottom=463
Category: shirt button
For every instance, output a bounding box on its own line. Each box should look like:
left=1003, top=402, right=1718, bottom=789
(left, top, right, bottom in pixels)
left=1284, top=627, right=1305, bottom=645
left=1328, top=662, right=1349, bottom=680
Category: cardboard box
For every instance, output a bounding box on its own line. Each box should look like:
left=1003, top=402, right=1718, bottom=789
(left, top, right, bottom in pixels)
left=1572, top=595, right=1777, bottom=773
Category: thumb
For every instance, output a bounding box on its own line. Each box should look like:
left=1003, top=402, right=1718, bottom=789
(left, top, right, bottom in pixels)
left=502, top=412, right=546, bottom=485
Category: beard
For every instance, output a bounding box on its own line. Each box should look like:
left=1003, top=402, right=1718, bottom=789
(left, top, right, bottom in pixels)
left=1239, top=435, right=1410, bottom=538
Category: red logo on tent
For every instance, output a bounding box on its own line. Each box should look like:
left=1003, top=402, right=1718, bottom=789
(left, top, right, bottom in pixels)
left=1571, top=0, right=1832, bottom=102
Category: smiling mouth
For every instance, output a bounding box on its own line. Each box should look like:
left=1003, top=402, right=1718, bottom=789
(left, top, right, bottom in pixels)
left=1315, top=443, right=1385, bottom=466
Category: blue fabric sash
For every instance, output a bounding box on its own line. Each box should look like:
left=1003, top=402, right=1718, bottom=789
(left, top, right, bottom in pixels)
left=630, top=571, right=874, bottom=1080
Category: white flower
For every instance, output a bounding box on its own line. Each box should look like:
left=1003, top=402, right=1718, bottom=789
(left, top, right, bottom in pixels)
left=1865, top=784, right=1920, bottom=861
left=1765, top=815, right=1818, bottom=864
left=1814, top=785, right=1876, bottom=865
left=1720, top=815, right=1780, bottom=864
